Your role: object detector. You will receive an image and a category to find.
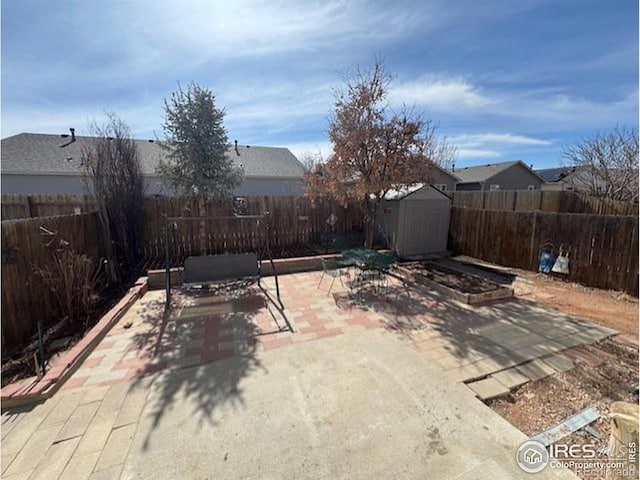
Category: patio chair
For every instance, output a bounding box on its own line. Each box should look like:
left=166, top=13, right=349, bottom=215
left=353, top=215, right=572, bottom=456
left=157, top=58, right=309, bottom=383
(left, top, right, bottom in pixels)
left=317, top=258, right=347, bottom=296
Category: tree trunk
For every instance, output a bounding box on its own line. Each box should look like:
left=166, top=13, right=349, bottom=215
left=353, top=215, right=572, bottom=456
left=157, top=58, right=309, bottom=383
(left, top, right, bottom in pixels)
left=363, top=201, right=377, bottom=249
left=96, top=202, right=120, bottom=284
left=198, top=195, right=207, bottom=255
left=365, top=216, right=375, bottom=248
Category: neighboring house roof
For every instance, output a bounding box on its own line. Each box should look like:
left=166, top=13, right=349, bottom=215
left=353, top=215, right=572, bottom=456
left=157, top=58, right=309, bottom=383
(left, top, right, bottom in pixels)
left=431, top=162, right=460, bottom=182
left=535, top=167, right=576, bottom=183
left=451, top=160, right=544, bottom=184
left=1, top=133, right=305, bottom=179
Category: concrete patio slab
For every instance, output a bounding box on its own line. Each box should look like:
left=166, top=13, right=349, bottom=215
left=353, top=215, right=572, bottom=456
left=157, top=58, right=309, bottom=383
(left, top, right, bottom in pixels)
left=541, top=354, right=575, bottom=373
left=491, top=368, right=531, bottom=390
left=516, top=359, right=559, bottom=382
left=3, top=269, right=613, bottom=479
left=467, top=377, right=511, bottom=400
left=122, top=329, right=574, bottom=480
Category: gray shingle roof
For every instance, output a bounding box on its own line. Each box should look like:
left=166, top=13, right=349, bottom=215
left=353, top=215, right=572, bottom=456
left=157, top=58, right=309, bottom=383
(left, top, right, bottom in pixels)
left=1, top=133, right=305, bottom=179
left=535, top=167, right=574, bottom=182
left=451, top=160, right=523, bottom=184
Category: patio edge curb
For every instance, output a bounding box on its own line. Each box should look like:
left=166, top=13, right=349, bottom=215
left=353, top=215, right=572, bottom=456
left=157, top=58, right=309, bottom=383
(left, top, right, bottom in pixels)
left=1, top=277, right=149, bottom=409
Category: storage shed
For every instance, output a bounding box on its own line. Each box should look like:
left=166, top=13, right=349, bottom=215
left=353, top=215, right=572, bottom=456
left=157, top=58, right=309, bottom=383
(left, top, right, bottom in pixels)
left=376, top=184, right=451, bottom=258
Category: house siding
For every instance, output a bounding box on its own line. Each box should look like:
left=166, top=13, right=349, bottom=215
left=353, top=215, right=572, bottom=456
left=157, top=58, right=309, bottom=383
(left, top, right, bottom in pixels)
left=430, top=169, right=457, bottom=192
left=1, top=174, right=306, bottom=196
left=1, top=174, right=87, bottom=195
left=455, top=182, right=482, bottom=191
left=486, top=164, right=543, bottom=190
left=541, top=182, right=565, bottom=191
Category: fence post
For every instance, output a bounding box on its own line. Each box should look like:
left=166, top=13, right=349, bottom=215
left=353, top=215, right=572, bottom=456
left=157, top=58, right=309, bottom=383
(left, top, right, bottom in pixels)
left=24, top=195, right=33, bottom=218
left=529, top=210, right=538, bottom=269
left=163, top=213, right=171, bottom=310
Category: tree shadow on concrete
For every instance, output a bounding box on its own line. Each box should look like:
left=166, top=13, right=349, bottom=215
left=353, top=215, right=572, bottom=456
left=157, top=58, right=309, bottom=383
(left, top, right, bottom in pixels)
left=333, top=271, right=609, bottom=378
left=125, top=281, right=291, bottom=450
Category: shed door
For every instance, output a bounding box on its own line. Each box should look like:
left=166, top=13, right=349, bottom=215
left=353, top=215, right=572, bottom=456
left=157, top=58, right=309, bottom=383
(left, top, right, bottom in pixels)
left=398, top=199, right=450, bottom=256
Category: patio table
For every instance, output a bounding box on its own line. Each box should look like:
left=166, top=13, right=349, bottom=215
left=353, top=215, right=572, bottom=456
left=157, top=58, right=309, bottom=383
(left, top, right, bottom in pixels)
left=337, top=249, right=396, bottom=293
left=337, top=248, right=396, bottom=270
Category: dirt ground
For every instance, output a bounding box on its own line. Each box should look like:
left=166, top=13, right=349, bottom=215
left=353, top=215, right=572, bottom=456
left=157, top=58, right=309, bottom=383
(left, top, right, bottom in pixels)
left=407, top=261, right=503, bottom=294
left=490, top=339, right=638, bottom=436
left=452, top=256, right=638, bottom=479
left=454, top=255, right=639, bottom=344
left=489, top=339, right=638, bottom=479
left=1, top=279, right=137, bottom=387
left=517, top=274, right=638, bottom=344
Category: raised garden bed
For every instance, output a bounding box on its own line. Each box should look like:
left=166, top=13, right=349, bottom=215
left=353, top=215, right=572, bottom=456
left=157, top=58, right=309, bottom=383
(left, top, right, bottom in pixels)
left=399, top=260, right=514, bottom=304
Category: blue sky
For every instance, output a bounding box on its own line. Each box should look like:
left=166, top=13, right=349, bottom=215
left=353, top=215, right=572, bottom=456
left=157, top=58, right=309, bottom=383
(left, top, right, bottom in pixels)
left=2, top=0, right=638, bottom=168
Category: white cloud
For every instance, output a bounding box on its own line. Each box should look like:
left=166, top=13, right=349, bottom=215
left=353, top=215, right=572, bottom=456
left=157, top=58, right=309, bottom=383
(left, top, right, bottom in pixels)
left=449, top=131, right=553, bottom=162
left=449, top=133, right=552, bottom=146
left=285, top=141, right=333, bottom=161
left=456, top=148, right=501, bottom=159
left=390, top=73, right=637, bottom=130
left=1, top=104, right=163, bottom=139
left=223, top=81, right=332, bottom=128
left=391, top=76, right=494, bottom=110
left=114, top=0, right=432, bottom=68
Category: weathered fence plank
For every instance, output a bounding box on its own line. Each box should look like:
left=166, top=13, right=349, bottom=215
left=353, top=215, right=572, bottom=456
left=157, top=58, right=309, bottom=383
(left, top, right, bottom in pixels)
left=452, top=190, right=638, bottom=216
left=1, top=212, right=102, bottom=350
left=140, top=196, right=364, bottom=264
left=1, top=194, right=97, bottom=220
left=1, top=196, right=364, bottom=351
left=448, top=207, right=639, bottom=294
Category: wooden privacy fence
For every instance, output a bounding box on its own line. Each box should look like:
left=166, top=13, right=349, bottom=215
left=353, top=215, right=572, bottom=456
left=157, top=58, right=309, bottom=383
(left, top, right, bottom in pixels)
left=1, top=194, right=97, bottom=220
left=449, top=207, right=639, bottom=294
left=5, top=191, right=636, bottom=218
left=1, top=212, right=102, bottom=350
left=452, top=190, right=638, bottom=216
left=141, top=196, right=364, bottom=262
left=0, top=196, right=363, bottom=351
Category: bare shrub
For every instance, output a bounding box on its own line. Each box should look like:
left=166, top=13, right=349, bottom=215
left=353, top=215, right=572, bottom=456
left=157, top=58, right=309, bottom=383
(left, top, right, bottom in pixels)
left=83, top=113, right=145, bottom=282
left=33, top=244, right=102, bottom=329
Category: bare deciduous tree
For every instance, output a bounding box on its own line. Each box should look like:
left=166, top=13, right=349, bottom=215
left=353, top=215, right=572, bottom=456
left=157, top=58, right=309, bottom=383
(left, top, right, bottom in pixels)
left=299, top=150, right=325, bottom=173
left=83, top=113, right=145, bottom=283
left=305, top=60, right=454, bottom=247
left=562, top=126, right=639, bottom=202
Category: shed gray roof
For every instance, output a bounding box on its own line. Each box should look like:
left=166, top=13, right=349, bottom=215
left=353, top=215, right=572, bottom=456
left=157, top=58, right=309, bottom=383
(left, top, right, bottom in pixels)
left=383, top=183, right=450, bottom=201
left=451, top=160, right=543, bottom=184
left=1, top=133, right=305, bottom=179
left=383, top=183, right=426, bottom=200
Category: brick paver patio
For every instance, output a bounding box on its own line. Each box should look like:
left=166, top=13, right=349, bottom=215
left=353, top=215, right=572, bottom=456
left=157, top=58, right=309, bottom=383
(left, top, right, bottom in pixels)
left=56, top=270, right=614, bottom=392
left=1, top=269, right=615, bottom=479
